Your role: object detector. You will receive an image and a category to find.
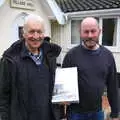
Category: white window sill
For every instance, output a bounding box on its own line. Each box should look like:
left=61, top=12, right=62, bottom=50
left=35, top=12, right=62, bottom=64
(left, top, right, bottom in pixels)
left=105, top=46, right=120, bottom=53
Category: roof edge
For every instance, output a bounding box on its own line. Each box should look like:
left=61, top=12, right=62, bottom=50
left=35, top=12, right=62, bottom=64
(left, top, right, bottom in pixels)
left=46, top=0, right=67, bottom=25
left=65, top=8, right=120, bottom=18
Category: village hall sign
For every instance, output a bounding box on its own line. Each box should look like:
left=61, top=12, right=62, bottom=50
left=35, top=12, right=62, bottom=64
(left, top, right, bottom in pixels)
left=10, top=0, right=35, bottom=10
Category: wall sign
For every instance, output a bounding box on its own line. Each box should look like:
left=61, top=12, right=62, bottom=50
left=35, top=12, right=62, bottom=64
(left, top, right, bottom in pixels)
left=10, top=0, right=35, bottom=10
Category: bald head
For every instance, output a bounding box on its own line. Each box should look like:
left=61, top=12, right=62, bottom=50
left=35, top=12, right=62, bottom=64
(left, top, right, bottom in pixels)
left=80, top=17, right=101, bottom=50
left=80, top=17, right=99, bottom=30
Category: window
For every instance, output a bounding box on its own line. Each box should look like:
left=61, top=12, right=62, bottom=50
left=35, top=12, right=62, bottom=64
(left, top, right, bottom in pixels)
left=18, top=26, right=24, bottom=39
left=102, top=18, right=117, bottom=46
left=71, top=20, right=81, bottom=44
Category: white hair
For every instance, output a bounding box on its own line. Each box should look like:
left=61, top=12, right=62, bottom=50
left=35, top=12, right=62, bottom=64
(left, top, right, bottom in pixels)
left=23, top=14, right=44, bottom=33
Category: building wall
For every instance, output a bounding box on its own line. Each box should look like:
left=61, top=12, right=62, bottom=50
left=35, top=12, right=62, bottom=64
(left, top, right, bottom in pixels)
left=51, top=20, right=71, bottom=64
left=0, top=0, right=51, bottom=56
left=51, top=21, right=62, bottom=64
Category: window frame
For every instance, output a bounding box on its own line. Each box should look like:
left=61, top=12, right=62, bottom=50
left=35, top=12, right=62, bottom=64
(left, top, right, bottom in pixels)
left=100, top=16, right=120, bottom=52
left=68, top=18, right=83, bottom=49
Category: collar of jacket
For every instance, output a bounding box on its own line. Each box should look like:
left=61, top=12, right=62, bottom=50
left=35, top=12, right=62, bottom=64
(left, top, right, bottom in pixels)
left=2, top=39, right=61, bottom=61
left=20, top=42, right=30, bottom=59
left=20, top=41, right=48, bottom=59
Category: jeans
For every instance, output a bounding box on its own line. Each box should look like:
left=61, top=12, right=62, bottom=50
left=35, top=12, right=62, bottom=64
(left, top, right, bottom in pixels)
left=67, top=110, right=104, bottom=120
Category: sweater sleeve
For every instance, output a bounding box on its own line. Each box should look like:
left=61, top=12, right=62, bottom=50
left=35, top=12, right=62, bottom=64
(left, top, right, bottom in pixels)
left=62, top=51, right=73, bottom=68
left=106, top=55, right=119, bottom=118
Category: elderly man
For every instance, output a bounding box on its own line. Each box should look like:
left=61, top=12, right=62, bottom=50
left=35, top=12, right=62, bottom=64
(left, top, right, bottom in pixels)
left=0, top=14, right=61, bottom=120
left=62, top=17, right=119, bottom=120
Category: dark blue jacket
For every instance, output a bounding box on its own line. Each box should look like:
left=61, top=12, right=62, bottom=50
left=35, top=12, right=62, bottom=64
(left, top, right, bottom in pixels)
left=0, top=40, right=61, bottom=120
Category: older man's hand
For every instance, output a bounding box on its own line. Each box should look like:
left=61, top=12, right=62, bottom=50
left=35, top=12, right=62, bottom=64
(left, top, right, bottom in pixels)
left=59, top=102, right=70, bottom=105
